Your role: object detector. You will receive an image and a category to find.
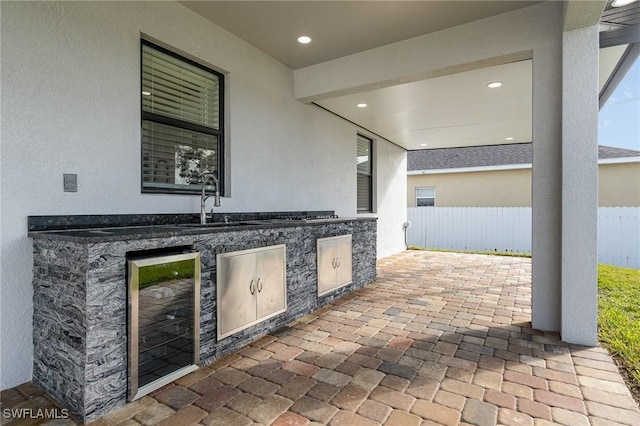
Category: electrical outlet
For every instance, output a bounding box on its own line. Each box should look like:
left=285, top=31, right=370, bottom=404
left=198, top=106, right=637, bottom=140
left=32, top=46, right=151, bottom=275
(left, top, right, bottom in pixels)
left=63, top=174, right=77, bottom=192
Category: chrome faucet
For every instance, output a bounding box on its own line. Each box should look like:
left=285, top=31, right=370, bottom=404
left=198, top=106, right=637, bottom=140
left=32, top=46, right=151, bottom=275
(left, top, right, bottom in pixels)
left=200, top=173, right=221, bottom=224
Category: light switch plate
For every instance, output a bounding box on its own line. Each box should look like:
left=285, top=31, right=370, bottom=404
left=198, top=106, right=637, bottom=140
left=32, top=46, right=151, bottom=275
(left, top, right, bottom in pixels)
left=63, top=174, right=77, bottom=192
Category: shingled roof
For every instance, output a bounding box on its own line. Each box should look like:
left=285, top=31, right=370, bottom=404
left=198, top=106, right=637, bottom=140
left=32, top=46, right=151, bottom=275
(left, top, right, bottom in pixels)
left=407, top=143, right=640, bottom=171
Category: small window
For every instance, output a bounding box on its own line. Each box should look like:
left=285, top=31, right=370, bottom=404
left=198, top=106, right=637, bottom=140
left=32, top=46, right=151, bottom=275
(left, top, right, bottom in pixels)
left=141, top=40, right=224, bottom=193
left=357, top=134, right=373, bottom=212
left=416, top=187, right=435, bottom=207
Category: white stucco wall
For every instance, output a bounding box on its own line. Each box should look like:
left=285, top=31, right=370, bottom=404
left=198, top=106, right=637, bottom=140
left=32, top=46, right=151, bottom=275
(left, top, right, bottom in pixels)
left=359, top=134, right=407, bottom=259
left=0, top=1, right=406, bottom=389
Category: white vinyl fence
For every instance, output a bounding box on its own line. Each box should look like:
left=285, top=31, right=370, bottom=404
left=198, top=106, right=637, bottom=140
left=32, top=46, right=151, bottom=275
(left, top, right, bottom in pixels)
left=598, top=208, right=640, bottom=268
left=407, top=207, right=640, bottom=269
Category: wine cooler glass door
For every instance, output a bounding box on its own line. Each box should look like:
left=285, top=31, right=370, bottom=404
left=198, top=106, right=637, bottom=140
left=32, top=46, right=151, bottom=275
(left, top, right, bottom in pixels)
left=128, top=251, right=200, bottom=401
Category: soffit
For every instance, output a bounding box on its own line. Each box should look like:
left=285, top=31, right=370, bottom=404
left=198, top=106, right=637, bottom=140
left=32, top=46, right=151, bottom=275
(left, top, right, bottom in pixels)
left=180, top=1, right=541, bottom=70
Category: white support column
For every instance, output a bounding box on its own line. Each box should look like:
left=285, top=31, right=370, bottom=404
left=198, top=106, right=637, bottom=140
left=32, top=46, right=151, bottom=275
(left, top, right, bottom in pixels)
left=561, top=25, right=599, bottom=346
left=530, top=47, right=563, bottom=333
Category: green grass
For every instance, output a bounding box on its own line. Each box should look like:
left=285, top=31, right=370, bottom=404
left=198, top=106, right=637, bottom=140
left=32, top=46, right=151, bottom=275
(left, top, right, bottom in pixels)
left=409, top=246, right=531, bottom=258
left=139, top=259, right=195, bottom=288
left=598, top=264, right=640, bottom=389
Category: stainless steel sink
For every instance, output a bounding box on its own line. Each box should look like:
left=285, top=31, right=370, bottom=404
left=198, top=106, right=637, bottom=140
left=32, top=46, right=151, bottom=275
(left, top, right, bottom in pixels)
left=176, top=222, right=256, bottom=228
left=83, top=227, right=157, bottom=235
left=176, top=218, right=318, bottom=228
left=240, top=219, right=305, bottom=225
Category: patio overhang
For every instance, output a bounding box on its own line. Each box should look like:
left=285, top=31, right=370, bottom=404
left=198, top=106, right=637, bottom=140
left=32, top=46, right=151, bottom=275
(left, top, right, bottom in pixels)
left=292, top=1, right=603, bottom=346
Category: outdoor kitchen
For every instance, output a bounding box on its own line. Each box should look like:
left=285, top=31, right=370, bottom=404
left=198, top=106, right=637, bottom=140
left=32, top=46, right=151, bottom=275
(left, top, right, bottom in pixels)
left=28, top=212, right=377, bottom=422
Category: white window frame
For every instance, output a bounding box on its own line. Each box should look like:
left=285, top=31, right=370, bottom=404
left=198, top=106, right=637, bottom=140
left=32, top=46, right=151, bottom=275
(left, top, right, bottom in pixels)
left=357, top=134, right=374, bottom=213
left=416, top=187, right=436, bottom=207
left=141, top=40, right=225, bottom=195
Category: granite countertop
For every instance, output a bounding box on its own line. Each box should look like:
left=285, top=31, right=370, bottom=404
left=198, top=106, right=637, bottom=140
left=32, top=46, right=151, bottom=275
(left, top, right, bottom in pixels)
left=28, top=217, right=376, bottom=243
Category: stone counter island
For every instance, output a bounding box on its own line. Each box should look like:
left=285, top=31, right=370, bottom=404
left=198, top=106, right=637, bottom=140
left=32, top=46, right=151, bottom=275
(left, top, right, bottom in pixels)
left=28, top=213, right=377, bottom=422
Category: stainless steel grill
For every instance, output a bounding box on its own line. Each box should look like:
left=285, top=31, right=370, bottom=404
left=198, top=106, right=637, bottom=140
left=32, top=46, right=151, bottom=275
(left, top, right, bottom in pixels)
left=273, top=213, right=339, bottom=221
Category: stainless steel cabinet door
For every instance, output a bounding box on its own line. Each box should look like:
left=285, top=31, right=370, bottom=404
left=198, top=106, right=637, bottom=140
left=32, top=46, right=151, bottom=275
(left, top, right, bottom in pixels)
left=317, top=238, right=338, bottom=296
left=217, top=244, right=287, bottom=339
left=317, top=235, right=352, bottom=296
left=255, top=245, right=287, bottom=320
left=217, top=251, right=257, bottom=339
left=335, top=235, right=353, bottom=287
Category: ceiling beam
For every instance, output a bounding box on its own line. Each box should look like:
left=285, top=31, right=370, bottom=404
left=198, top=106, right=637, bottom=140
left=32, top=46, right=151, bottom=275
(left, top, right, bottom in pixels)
left=563, top=0, right=606, bottom=31
left=293, top=2, right=558, bottom=103
left=599, top=42, right=640, bottom=109
left=600, top=24, right=640, bottom=48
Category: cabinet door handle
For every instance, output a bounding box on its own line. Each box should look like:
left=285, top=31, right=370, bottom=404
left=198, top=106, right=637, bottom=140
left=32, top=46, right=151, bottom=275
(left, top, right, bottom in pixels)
left=249, top=279, right=255, bottom=295
left=336, top=258, right=341, bottom=268
left=257, top=277, right=263, bottom=293
left=332, top=258, right=337, bottom=268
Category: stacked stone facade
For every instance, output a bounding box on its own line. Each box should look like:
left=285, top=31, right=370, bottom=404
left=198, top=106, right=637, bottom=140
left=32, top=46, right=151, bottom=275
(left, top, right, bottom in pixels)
left=31, top=219, right=376, bottom=422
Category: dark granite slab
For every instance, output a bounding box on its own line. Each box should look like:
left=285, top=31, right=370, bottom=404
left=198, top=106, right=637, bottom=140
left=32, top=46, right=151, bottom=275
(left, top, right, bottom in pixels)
left=27, top=211, right=337, bottom=232
left=28, top=217, right=373, bottom=243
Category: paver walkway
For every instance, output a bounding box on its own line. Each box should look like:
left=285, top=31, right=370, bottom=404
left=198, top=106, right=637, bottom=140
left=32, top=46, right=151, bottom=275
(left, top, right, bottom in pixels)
left=2, top=251, right=639, bottom=425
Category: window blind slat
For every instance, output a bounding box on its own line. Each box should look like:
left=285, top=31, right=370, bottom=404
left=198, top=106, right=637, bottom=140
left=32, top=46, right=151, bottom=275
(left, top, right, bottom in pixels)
left=142, top=85, right=219, bottom=128
left=143, top=89, right=219, bottom=113
left=142, top=69, right=215, bottom=97
left=144, top=100, right=214, bottom=127
left=142, top=121, right=217, bottom=150
left=142, top=69, right=218, bottom=103
left=142, top=46, right=219, bottom=129
left=357, top=135, right=371, bottom=175
left=143, top=47, right=216, bottom=82
left=142, top=80, right=218, bottom=106
left=357, top=175, right=371, bottom=211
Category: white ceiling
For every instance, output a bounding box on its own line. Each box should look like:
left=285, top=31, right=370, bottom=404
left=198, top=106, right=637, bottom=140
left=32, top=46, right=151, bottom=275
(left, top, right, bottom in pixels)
left=318, top=60, right=533, bottom=149
left=179, top=1, right=612, bottom=151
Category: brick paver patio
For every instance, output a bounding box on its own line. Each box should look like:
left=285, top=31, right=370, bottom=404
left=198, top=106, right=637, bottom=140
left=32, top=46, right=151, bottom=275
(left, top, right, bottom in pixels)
left=2, top=250, right=639, bottom=425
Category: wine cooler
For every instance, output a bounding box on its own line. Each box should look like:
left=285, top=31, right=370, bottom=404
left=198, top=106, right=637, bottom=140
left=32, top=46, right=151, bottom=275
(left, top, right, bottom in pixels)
left=127, top=249, right=200, bottom=401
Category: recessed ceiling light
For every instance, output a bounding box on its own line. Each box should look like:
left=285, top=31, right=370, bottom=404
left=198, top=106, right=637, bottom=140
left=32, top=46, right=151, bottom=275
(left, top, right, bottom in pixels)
left=142, top=91, right=151, bottom=96
left=356, top=103, right=368, bottom=108
left=505, top=137, right=514, bottom=141
left=612, top=0, right=637, bottom=7
left=420, top=143, right=428, bottom=147
left=487, top=82, right=502, bottom=88
left=297, top=36, right=312, bottom=44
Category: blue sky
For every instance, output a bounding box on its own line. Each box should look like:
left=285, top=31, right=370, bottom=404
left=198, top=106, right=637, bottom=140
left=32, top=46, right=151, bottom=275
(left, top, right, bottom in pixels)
left=598, top=56, right=640, bottom=152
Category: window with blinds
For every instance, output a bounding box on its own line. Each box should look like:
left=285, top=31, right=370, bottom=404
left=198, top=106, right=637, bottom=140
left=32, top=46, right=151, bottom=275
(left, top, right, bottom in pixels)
left=357, top=134, right=373, bottom=212
left=141, top=41, right=224, bottom=193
